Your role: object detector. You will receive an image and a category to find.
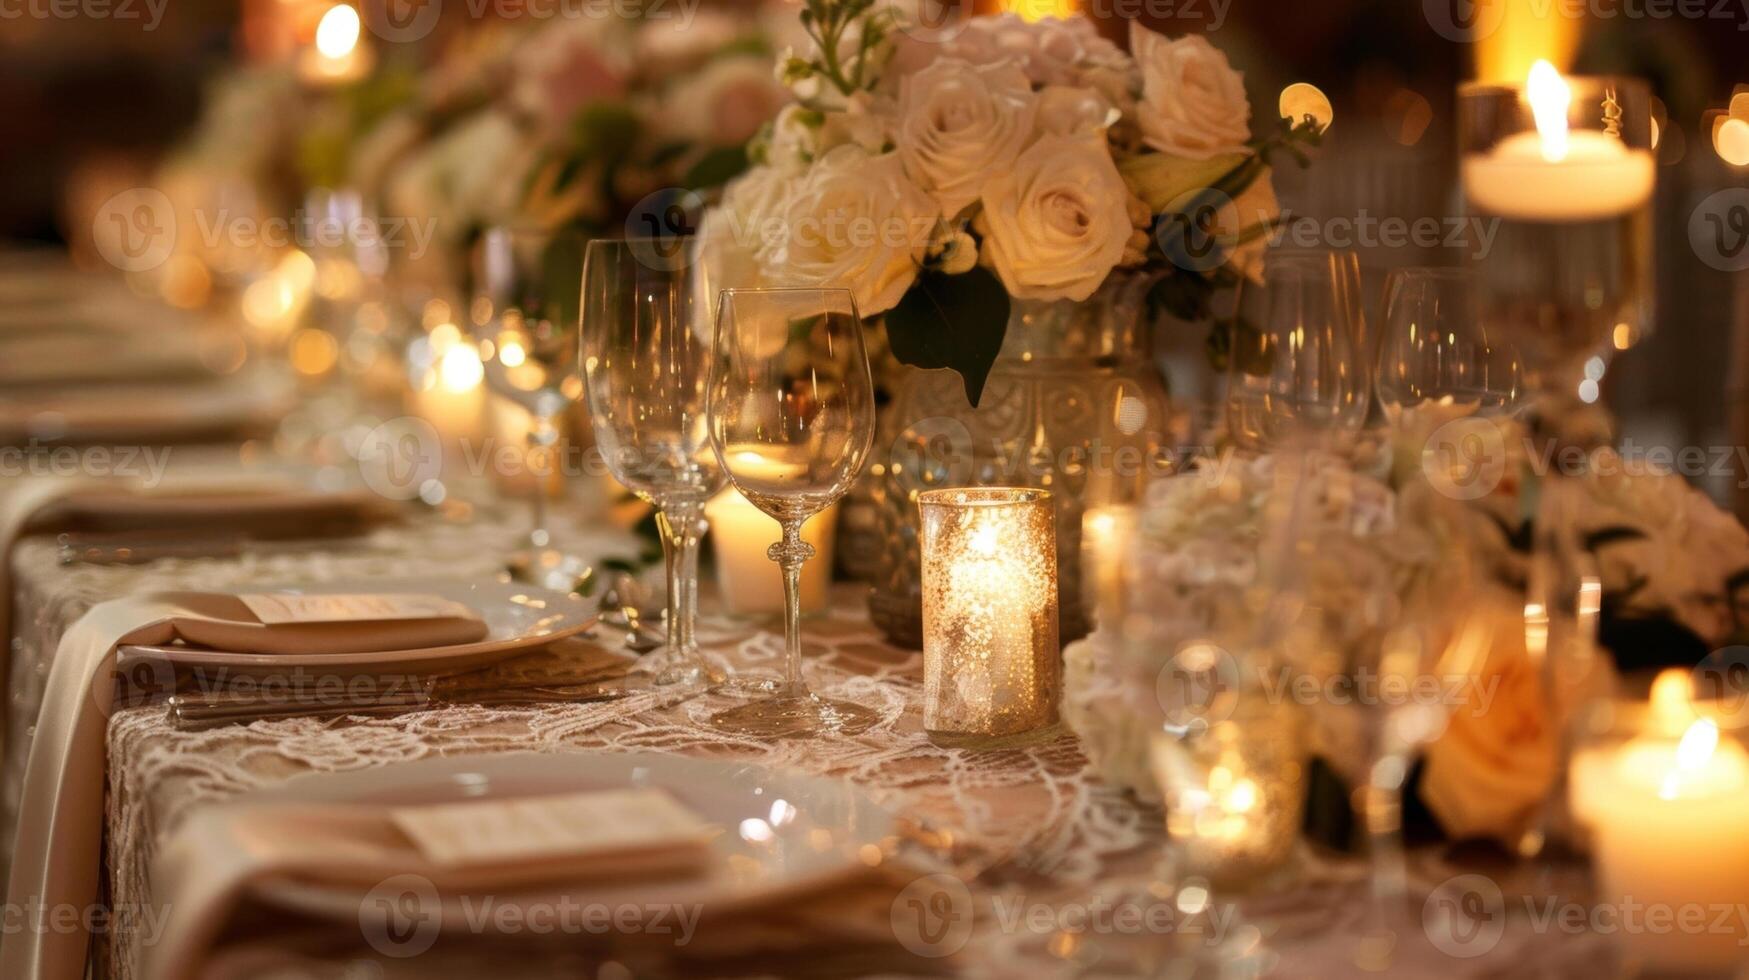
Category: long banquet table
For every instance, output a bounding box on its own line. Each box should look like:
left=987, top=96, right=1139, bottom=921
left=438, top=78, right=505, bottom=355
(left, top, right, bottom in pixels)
left=3, top=498, right=1617, bottom=978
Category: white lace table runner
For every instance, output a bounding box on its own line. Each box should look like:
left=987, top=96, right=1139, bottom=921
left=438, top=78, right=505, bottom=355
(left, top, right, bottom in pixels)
left=7, top=511, right=1616, bottom=978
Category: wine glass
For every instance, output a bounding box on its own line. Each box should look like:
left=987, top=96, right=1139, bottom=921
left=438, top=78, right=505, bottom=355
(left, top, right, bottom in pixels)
left=472, top=227, right=592, bottom=591
left=705, top=287, right=877, bottom=737
left=1375, top=267, right=1520, bottom=422
left=1225, top=252, right=1367, bottom=452
left=581, top=237, right=725, bottom=688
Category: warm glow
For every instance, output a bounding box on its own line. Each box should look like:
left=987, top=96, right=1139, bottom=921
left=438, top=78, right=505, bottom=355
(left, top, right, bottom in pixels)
left=1649, top=668, right=1696, bottom=735
left=1527, top=60, right=1572, bottom=162
left=999, top=0, right=1076, bottom=20
left=314, top=4, right=361, bottom=60
left=1476, top=0, right=1581, bottom=83
left=1662, top=719, right=1722, bottom=799
left=1279, top=83, right=1334, bottom=133
left=438, top=342, right=485, bottom=393
left=1716, top=117, right=1749, bottom=167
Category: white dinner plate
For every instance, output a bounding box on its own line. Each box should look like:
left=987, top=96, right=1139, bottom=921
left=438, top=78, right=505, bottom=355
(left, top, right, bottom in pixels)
left=122, top=578, right=598, bottom=677
left=246, top=751, right=896, bottom=927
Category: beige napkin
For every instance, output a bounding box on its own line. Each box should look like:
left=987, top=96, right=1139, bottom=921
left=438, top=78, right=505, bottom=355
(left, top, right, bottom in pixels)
left=0, top=475, right=396, bottom=730
left=145, top=797, right=929, bottom=980
left=0, top=593, right=488, bottom=980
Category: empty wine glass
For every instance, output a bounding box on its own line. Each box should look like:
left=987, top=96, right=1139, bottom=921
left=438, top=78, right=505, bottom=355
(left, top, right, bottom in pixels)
left=1376, top=267, right=1520, bottom=422
left=705, top=287, right=877, bottom=737
left=581, top=237, right=724, bottom=688
left=473, top=226, right=591, bottom=591
left=1225, top=252, right=1367, bottom=452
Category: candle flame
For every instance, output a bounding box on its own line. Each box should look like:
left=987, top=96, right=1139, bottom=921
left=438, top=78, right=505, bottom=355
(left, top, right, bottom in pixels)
left=1526, top=59, right=1572, bottom=163
left=1660, top=718, right=1722, bottom=799
left=315, top=4, right=361, bottom=61
left=1649, top=667, right=1696, bottom=736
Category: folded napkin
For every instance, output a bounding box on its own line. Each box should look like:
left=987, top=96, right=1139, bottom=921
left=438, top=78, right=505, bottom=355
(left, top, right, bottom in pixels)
left=1, top=592, right=487, bottom=980
left=0, top=475, right=396, bottom=729
left=144, top=786, right=930, bottom=980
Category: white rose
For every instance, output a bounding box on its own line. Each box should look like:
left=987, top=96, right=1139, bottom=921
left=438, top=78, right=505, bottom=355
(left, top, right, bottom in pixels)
left=1130, top=24, right=1252, bottom=160
left=978, top=134, right=1134, bottom=302
left=761, top=145, right=937, bottom=315
left=1034, top=85, right=1117, bottom=137
left=896, top=57, right=1036, bottom=218
left=697, top=165, right=795, bottom=306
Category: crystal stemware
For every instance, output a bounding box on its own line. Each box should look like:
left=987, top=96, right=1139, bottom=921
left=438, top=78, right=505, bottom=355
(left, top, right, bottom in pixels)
left=472, top=227, right=592, bottom=591
left=581, top=237, right=724, bottom=688
left=1225, top=251, right=1368, bottom=452
left=1375, top=267, right=1520, bottom=422
left=705, top=287, right=877, bottom=737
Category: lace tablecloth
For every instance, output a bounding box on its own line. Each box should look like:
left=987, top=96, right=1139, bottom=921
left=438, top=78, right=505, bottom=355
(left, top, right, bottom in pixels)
left=5, top=510, right=1617, bottom=978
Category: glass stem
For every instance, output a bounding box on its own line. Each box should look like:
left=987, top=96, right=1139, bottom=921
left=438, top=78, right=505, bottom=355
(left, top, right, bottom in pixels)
left=770, top=520, right=815, bottom=699
left=526, top=414, right=558, bottom=549
left=1363, top=752, right=1408, bottom=924
left=655, top=499, right=713, bottom=679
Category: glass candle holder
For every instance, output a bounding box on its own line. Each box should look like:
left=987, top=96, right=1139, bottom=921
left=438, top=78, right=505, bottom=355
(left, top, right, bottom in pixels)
left=1149, top=692, right=1308, bottom=890
left=919, top=488, right=1060, bottom=747
left=1081, top=505, right=1136, bottom=632
left=1457, top=69, right=1655, bottom=404
left=1569, top=670, right=1749, bottom=975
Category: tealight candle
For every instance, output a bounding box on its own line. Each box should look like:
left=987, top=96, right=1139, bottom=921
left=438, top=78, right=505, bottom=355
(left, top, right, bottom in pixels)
left=919, top=488, right=1058, bottom=746
left=704, top=474, right=834, bottom=616
left=1570, top=670, right=1749, bottom=973
left=1460, top=61, right=1655, bottom=222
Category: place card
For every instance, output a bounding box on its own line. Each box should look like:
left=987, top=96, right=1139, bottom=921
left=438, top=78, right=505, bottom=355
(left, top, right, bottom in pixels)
left=390, top=789, right=715, bottom=869
left=238, top=593, right=479, bottom=626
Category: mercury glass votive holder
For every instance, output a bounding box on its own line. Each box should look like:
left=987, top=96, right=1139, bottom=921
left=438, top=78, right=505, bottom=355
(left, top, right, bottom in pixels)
left=1149, top=692, right=1308, bottom=890
left=919, top=488, right=1060, bottom=747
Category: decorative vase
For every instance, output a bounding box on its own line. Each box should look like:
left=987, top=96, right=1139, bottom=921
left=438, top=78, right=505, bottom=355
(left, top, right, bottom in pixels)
left=865, top=274, right=1175, bottom=648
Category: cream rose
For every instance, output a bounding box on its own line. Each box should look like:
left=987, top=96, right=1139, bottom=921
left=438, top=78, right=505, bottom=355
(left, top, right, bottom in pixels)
left=1130, top=24, right=1252, bottom=160
left=760, top=145, right=937, bottom=315
left=978, top=134, right=1134, bottom=302
left=896, top=58, right=1036, bottom=218
left=697, top=164, right=796, bottom=307
left=1034, top=85, right=1117, bottom=138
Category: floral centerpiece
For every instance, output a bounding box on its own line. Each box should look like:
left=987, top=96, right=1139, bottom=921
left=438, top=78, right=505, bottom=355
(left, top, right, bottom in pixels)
left=1065, top=409, right=1749, bottom=848
left=698, top=0, right=1322, bottom=404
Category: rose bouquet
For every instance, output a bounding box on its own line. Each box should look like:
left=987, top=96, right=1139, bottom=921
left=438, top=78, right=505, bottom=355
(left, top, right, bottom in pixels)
left=1067, top=408, right=1749, bottom=848
left=698, top=0, right=1322, bottom=404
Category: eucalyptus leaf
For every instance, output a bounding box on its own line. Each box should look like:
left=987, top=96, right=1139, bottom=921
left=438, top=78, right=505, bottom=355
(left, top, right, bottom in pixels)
left=884, top=267, right=1011, bottom=407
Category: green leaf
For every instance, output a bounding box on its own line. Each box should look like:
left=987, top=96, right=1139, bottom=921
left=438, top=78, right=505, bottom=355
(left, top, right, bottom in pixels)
left=885, top=267, right=1010, bottom=407
left=681, top=144, right=750, bottom=191
left=1120, top=151, right=1248, bottom=212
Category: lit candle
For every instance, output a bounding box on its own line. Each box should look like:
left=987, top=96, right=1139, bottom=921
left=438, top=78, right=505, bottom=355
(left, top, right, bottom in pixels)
left=1460, top=61, right=1655, bottom=221
left=1570, top=671, right=1749, bottom=973
left=919, top=488, right=1059, bottom=746
left=298, top=4, right=372, bottom=87
left=1080, top=505, right=1134, bottom=628
left=704, top=450, right=835, bottom=616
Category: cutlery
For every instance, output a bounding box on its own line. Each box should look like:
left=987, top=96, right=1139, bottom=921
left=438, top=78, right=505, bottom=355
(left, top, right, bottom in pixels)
left=166, top=679, right=630, bottom=730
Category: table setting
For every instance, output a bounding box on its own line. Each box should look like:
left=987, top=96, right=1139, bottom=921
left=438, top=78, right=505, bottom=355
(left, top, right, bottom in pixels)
left=3, top=0, right=1749, bottom=978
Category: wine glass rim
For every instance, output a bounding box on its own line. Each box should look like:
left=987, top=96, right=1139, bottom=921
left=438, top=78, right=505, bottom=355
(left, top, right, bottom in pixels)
left=719, top=285, right=857, bottom=299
